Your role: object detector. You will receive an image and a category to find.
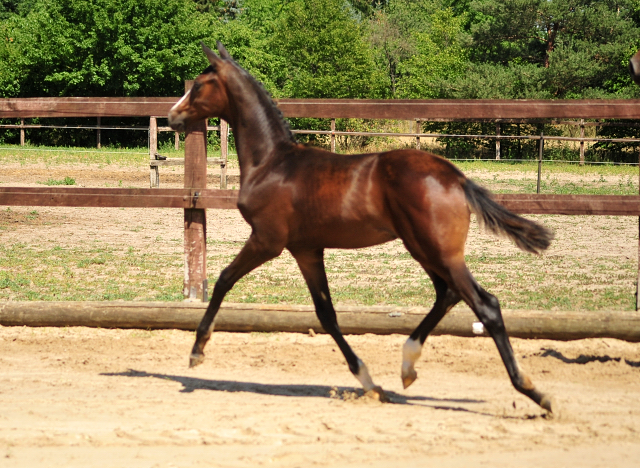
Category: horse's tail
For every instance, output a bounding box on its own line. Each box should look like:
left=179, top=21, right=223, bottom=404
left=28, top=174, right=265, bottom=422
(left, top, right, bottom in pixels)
left=462, top=178, right=554, bottom=255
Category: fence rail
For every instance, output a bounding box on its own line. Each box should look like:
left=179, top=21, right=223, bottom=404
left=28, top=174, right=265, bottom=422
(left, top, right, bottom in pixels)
left=4, top=97, right=640, bottom=119
left=2, top=96, right=640, bottom=306
left=2, top=186, right=639, bottom=215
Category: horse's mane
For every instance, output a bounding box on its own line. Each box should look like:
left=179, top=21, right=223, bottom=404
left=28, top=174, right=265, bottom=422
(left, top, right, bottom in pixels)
left=214, top=60, right=296, bottom=143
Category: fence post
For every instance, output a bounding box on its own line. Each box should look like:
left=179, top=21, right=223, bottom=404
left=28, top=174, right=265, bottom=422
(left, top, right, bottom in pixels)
left=175, top=132, right=180, bottom=151
left=415, top=119, right=421, bottom=150
left=149, top=117, right=159, bottom=188
left=330, top=119, right=336, bottom=153
left=537, top=132, right=543, bottom=194
left=20, top=119, right=25, bottom=146
left=580, top=119, right=585, bottom=166
left=183, top=80, right=208, bottom=302
left=495, top=122, right=501, bottom=160
left=97, top=117, right=101, bottom=149
left=220, top=119, right=228, bottom=189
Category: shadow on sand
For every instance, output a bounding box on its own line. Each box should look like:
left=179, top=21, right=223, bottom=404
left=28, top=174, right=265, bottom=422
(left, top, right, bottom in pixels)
left=101, top=369, right=495, bottom=414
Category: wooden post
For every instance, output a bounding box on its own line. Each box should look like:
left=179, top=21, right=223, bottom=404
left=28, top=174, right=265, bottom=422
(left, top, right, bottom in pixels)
left=495, top=122, right=501, bottom=160
left=97, top=117, right=101, bottom=149
left=19, top=119, right=25, bottom=146
left=220, top=119, right=228, bottom=189
left=415, top=119, right=421, bottom=150
left=330, top=119, right=336, bottom=153
left=175, top=132, right=180, bottom=150
left=537, top=132, right=543, bottom=194
left=149, top=117, right=159, bottom=188
left=580, top=119, right=585, bottom=166
left=183, top=81, right=208, bottom=302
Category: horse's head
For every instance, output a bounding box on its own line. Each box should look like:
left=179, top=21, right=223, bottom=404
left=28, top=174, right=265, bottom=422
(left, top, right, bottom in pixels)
left=630, top=50, right=640, bottom=86
left=168, top=42, right=233, bottom=131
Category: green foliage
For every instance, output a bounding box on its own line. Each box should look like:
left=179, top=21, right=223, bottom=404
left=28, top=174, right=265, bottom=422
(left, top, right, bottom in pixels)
left=39, top=176, right=76, bottom=186
left=463, top=0, right=640, bottom=99
left=271, top=0, right=386, bottom=99
left=2, top=0, right=640, bottom=161
left=395, top=8, right=469, bottom=98
left=1, top=0, right=218, bottom=97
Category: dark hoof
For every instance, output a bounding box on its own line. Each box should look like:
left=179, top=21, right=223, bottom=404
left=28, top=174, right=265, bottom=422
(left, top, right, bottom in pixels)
left=189, top=353, right=205, bottom=368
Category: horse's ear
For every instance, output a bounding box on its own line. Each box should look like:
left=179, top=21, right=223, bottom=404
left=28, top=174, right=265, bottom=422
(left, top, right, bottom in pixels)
left=201, top=42, right=222, bottom=67
left=217, top=41, right=232, bottom=60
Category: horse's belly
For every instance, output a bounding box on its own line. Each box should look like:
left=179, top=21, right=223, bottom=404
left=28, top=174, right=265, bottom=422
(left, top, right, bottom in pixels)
left=289, top=220, right=397, bottom=250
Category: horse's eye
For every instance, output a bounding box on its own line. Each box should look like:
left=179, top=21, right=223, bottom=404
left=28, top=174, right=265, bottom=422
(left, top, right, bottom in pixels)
left=192, top=82, right=202, bottom=93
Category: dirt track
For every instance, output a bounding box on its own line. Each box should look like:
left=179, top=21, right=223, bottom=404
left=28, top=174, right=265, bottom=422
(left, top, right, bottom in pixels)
left=2, top=163, right=640, bottom=467
left=2, top=326, right=640, bottom=468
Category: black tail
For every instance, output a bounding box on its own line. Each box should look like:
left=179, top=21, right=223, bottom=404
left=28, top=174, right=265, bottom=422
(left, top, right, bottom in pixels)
left=463, top=179, right=553, bottom=255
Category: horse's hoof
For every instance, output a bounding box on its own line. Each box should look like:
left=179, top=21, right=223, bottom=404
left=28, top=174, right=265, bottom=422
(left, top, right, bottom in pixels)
left=540, top=394, right=559, bottom=416
left=365, top=386, right=390, bottom=403
left=401, top=369, right=417, bottom=389
left=189, top=353, right=205, bottom=368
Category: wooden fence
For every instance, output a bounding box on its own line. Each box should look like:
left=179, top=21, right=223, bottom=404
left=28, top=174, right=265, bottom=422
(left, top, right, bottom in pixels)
left=2, top=97, right=640, bottom=307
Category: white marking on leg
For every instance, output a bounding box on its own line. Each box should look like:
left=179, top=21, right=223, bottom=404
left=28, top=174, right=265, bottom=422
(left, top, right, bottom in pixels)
left=354, top=359, right=375, bottom=392
left=401, top=337, right=423, bottom=384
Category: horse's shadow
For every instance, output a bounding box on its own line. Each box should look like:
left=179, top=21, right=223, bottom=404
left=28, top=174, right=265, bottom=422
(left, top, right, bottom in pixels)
left=539, top=348, right=640, bottom=367
left=101, top=369, right=488, bottom=411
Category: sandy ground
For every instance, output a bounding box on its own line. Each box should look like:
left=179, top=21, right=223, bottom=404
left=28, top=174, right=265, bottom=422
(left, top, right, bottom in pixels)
left=2, top=163, right=640, bottom=467
left=1, top=327, right=640, bottom=468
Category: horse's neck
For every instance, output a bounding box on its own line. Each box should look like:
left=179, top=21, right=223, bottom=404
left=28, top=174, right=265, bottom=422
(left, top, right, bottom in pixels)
left=225, top=80, right=291, bottom=177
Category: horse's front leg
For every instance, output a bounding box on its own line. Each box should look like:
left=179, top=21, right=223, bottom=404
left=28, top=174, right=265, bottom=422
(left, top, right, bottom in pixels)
left=190, top=234, right=282, bottom=367
left=291, top=248, right=388, bottom=402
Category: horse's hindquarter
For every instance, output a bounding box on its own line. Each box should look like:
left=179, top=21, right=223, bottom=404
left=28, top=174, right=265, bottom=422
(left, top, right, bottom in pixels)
left=379, top=150, right=471, bottom=261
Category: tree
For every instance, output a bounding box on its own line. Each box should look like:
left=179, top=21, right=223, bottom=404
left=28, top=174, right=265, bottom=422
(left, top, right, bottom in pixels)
left=395, top=8, right=469, bottom=98
left=367, top=0, right=469, bottom=98
left=271, top=0, right=386, bottom=99
left=1, top=0, right=219, bottom=97
left=466, top=0, right=640, bottom=98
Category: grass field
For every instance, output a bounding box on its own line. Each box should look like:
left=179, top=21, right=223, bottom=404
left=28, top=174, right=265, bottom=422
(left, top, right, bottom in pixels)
left=1, top=144, right=639, bottom=310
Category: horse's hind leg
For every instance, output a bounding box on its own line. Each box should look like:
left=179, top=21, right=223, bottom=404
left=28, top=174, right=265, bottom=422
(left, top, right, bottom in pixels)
left=402, top=272, right=460, bottom=389
left=190, top=234, right=282, bottom=367
left=291, top=248, right=386, bottom=401
left=450, top=263, right=556, bottom=413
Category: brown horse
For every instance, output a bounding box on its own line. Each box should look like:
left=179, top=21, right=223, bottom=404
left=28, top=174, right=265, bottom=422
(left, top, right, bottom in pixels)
left=169, top=42, right=555, bottom=412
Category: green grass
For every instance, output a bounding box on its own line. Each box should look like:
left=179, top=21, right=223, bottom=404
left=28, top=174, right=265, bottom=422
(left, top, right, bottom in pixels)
left=1, top=240, right=634, bottom=311
left=1, top=149, right=638, bottom=310
left=38, top=176, right=76, bottom=186
left=0, top=143, right=227, bottom=167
